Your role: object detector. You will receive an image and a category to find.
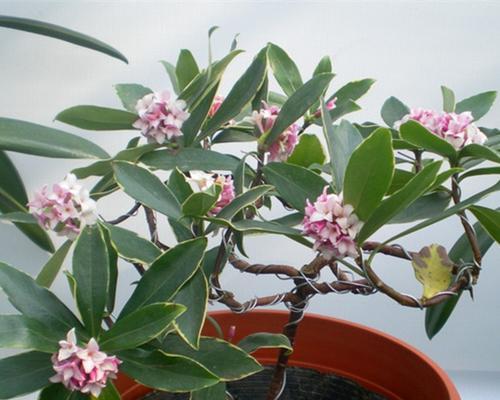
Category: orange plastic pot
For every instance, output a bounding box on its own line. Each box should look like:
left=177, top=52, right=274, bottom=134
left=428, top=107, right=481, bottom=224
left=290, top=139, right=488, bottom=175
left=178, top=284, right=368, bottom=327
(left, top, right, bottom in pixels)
left=115, top=310, right=460, bottom=400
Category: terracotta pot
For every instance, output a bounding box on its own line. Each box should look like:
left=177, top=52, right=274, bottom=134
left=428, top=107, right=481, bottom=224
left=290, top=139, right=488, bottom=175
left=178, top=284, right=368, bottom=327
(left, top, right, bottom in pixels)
left=115, top=310, right=460, bottom=400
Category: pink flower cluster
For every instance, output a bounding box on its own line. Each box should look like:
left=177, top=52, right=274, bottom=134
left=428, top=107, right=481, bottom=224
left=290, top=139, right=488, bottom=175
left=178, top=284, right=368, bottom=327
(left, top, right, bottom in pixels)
left=28, top=174, right=97, bottom=240
left=133, top=90, right=190, bottom=144
left=251, top=102, right=299, bottom=162
left=395, top=108, right=487, bottom=150
left=186, top=171, right=235, bottom=216
left=302, top=188, right=363, bottom=258
left=50, top=329, right=121, bottom=398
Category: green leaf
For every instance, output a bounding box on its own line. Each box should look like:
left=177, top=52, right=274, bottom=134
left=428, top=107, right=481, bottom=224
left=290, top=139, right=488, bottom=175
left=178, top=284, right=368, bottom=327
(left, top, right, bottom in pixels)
left=113, top=161, right=182, bottom=221
left=97, top=382, right=120, bottom=400
left=191, top=383, right=226, bottom=400
left=102, top=223, right=160, bottom=265
left=268, top=43, right=303, bottom=96
left=202, top=47, right=268, bottom=138
left=0, top=151, right=28, bottom=206
left=0, top=15, right=127, bottom=63
left=265, top=73, right=334, bottom=145
left=182, top=191, right=219, bottom=217
left=329, top=78, right=375, bottom=108
left=160, top=335, right=262, bottom=381
left=459, top=166, right=500, bottom=181
left=425, top=219, right=496, bottom=339
left=428, top=168, right=463, bottom=191
left=184, top=83, right=219, bottom=146
left=100, top=303, right=185, bottom=352
left=36, top=240, right=72, bottom=288
left=387, top=169, right=414, bottom=195
left=56, top=106, right=137, bottom=131
left=212, top=129, right=256, bottom=144
left=469, top=206, right=500, bottom=243
left=205, top=185, right=273, bottom=233
left=119, top=237, right=207, bottom=317
left=0, top=261, right=83, bottom=336
left=238, top=333, right=292, bottom=355
left=412, top=244, right=454, bottom=300
left=263, top=163, right=328, bottom=212
left=268, top=91, right=287, bottom=106
left=0, top=187, right=54, bottom=253
left=455, top=91, right=497, bottom=120
left=173, top=270, right=209, bottom=349
left=0, top=315, right=58, bottom=352
left=343, top=128, right=394, bottom=221
left=358, top=161, right=442, bottom=243
left=177, top=49, right=200, bottom=91
left=400, top=120, right=458, bottom=160
left=0, top=211, right=36, bottom=224
left=0, top=351, right=53, bottom=399
left=385, top=180, right=500, bottom=243
left=286, top=134, right=326, bottom=169
left=381, top=96, right=409, bottom=128
left=114, top=83, right=152, bottom=112
left=390, top=192, right=451, bottom=224
left=322, top=115, right=363, bottom=192
left=313, top=56, right=332, bottom=76
left=141, top=149, right=239, bottom=172
left=73, top=225, right=109, bottom=337
left=118, top=349, right=219, bottom=392
left=441, top=86, right=455, bottom=112
left=231, top=219, right=303, bottom=237
left=459, top=144, right=500, bottom=164
left=38, top=384, right=74, bottom=400
left=101, top=226, right=118, bottom=315
left=327, top=100, right=361, bottom=123
left=0, top=117, right=109, bottom=159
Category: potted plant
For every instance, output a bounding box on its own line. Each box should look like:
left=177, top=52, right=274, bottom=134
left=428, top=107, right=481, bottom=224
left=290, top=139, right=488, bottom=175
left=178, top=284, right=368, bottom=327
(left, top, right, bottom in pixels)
left=0, top=18, right=498, bottom=400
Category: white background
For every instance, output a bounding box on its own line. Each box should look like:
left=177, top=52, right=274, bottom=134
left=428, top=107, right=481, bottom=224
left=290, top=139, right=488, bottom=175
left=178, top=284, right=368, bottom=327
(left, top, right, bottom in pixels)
left=0, top=1, right=499, bottom=399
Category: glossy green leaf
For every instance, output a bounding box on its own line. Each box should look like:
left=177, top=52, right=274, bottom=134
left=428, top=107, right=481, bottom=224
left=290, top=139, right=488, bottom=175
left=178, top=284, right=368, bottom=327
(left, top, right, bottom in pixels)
left=119, top=237, right=207, bottom=317
left=212, top=128, right=256, bottom=144
left=265, top=73, right=334, bottom=145
left=36, top=240, right=72, bottom=288
left=238, top=333, right=292, bottom=354
left=98, top=382, right=120, bottom=400
left=313, top=56, right=332, bottom=76
left=0, top=261, right=83, bottom=336
left=102, top=223, right=160, bottom=265
left=455, top=91, right=497, bottom=121
left=38, top=383, right=75, bottom=400
left=263, top=163, right=328, bottom=212
left=0, top=315, right=58, bottom=352
left=202, top=47, right=268, bottom=138
left=343, top=128, right=394, bottom=221
left=56, top=106, right=137, bottom=130
left=390, top=192, right=451, bottom=224
left=173, top=270, right=209, bottom=349
left=322, top=113, right=363, bottom=192
left=114, top=83, right=152, bottom=112
left=252, top=75, right=269, bottom=111
left=358, top=161, right=442, bottom=243
left=286, top=134, right=326, bottom=169
left=101, top=303, right=185, bottom=352
left=113, top=161, right=182, bottom=220
left=329, top=78, right=375, bottom=108
left=327, top=100, right=361, bottom=123
left=0, top=351, right=53, bottom=399
left=182, top=191, right=219, bottom=218
left=268, top=91, right=287, bottom=106
left=400, top=120, right=457, bottom=159
left=101, top=226, right=118, bottom=315
left=0, top=118, right=109, bottom=159
left=459, top=144, right=500, bottom=164
left=428, top=168, right=463, bottom=191
left=141, top=149, right=239, bottom=172
left=191, top=383, right=226, bottom=400
left=0, top=187, right=54, bottom=253
left=160, top=335, right=262, bottom=381
left=381, top=96, right=409, bottom=128
left=184, top=83, right=219, bottom=146
left=459, top=166, right=500, bottom=181
left=268, top=43, right=303, bottom=96
left=469, top=206, right=500, bottom=243
left=387, top=169, right=414, bottom=195
left=0, top=15, right=127, bottom=63
left=118, top=349, right=219, bottom=392
left=0, top=211, right=36, bottom=224
left=160, top=61, right=181, bottom=95
left=177, top=49, right=200, bottom=91
left=386, top=180, right=500, bottom=243
left=441, top=86, right=455, bottom=112
left=0, top=151, right=28, bottom=206
left=73, top=225, right=109, bottom=337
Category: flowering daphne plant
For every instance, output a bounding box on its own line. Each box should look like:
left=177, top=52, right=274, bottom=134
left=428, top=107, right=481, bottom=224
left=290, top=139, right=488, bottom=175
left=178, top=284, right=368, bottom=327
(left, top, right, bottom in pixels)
left=0, top=22, right=499, bottom=400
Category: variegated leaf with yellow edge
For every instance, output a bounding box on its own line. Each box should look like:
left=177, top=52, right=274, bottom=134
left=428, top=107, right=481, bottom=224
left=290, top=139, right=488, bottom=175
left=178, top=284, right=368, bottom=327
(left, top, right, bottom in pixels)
left=411, top=244, right=454, bottom=300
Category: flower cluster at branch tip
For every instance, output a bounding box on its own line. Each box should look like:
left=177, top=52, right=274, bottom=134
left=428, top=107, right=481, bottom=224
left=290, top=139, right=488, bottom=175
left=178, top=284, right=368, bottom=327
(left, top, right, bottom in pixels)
left=187, top=171, right=235, bottom=216
left=208, top=95, right=225, bottom=118
left=133, top=90, right=190, bottom=144
left=28, top=173, right=97, bottom=240
left=50, top=328, right=121, bottom=398
left=251, top=101, right=300, bottom=162
left=302, top=187, right=363, bottom=258
left=394, top=108, right=487, bottom=150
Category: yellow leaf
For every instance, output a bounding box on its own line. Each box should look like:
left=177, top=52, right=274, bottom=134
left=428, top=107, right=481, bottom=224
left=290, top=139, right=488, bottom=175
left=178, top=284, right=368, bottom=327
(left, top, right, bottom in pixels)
left=411, top=244, right=454, bottom=300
